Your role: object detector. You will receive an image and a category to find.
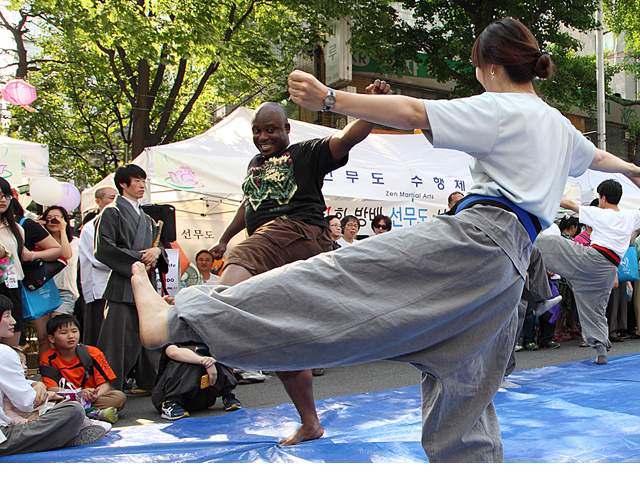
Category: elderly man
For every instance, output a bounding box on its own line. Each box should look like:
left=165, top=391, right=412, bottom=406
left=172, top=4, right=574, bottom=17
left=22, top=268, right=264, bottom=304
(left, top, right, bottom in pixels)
left=78, top=186, right=117, bottom=346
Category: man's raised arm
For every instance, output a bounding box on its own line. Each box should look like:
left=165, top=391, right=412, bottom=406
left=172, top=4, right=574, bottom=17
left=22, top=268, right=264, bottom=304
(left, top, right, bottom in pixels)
left=327, top=79, right=392, bottom=162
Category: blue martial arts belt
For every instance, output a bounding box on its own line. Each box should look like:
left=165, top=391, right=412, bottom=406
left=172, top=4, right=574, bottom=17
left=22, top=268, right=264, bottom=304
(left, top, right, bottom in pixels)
left=450, top=194, right=542, bottom=243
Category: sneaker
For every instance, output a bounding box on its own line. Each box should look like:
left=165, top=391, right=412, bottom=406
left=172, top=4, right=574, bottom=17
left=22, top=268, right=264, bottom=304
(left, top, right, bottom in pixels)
left=222, top=394, right=242, bottom=411
left=523, top=342, right=539, bottom=351
left=237, top=371, right=268, bottom=384
left=514, top=343, right=523, bottom=352
left=541, top=340, right=560, bottom=349
left=161, top=401, right=189, bottom=420
left=84, top=417, right=112, bottom=433
left=532, top=295, right=562, bottom=316
left=64, top=425, right=106, bottom=448
left=130, top=381, right=150, bottom=395
left=88, top=407, right=118, bottom=424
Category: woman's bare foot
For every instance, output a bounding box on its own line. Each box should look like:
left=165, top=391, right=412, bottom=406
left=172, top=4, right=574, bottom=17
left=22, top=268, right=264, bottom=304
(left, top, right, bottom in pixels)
left=278, top=422, right=324, bottom=447
left=131, top=261, right=170, bottom=349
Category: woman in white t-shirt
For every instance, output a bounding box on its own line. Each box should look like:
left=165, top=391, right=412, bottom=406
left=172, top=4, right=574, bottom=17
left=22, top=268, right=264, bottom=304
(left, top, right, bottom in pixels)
left=139, top=18, right=640, bottom=463
left=0, top=294, right=104, bottom=455
left=288, top=19, right=640, bottom=461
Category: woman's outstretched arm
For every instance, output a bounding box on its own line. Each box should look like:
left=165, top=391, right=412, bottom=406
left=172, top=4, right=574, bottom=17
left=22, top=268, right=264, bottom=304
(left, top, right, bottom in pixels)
left=288, top=70, right=430, bottom=132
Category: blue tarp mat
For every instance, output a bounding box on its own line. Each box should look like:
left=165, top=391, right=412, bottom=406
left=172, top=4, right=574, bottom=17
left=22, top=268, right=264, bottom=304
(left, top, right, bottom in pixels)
left=4, top=353, right=640, bottom=463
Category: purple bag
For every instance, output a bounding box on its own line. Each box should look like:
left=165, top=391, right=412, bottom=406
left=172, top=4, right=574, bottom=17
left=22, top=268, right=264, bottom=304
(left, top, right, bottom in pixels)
left=547, top=280, right=562, bottom=325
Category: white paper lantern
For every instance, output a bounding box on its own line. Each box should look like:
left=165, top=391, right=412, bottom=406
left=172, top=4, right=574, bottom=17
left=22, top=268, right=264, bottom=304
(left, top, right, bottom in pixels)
left=29, top=177, right=63, bottom=206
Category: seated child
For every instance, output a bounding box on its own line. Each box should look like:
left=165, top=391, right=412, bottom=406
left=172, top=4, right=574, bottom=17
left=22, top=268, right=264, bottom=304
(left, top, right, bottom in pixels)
left=152, top=341, right=241, bottom=420
left=39, top=314, right=126, bottom=424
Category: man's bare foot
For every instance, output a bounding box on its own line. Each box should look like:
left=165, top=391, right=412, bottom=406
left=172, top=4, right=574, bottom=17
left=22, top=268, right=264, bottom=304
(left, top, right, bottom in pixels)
left=131, top=261, right=170, bottom=349
left=278, top=422, right=324, bottom=447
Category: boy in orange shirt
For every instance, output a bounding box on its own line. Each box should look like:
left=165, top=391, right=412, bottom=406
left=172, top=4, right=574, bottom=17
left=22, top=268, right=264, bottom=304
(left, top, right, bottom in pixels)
left=39, top=314, right=126, bottom=424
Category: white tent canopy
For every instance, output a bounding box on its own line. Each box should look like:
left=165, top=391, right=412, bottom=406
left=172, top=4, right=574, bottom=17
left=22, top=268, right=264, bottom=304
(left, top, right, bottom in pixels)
left=0, top=135, right=49, bottom=181
left=82, top=107, right=474, bottom=208
left=81, top=107, right=640, bottom=261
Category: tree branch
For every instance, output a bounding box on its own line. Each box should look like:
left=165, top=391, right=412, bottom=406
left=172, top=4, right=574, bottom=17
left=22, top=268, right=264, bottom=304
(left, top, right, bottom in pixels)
left=116, top=46, right=138, bottom=93
left=151, top=58, right=187, bottom=145
left=96, top=42, right=135, bottom=105
left=161, top=60, right=220, bottom=144
left=148, top=44, right=170, bottom=108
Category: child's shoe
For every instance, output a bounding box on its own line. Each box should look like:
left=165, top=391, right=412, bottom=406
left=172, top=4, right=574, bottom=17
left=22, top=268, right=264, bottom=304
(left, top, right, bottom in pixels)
left=63, top=425, right=106, bottom=447
left=161, top=401, right=189, bottom=420
left=82, top=415, right=112, bottom=433
left=88, top=406, right=119, bottom=424
left=222, top=394, right=242, bottom=411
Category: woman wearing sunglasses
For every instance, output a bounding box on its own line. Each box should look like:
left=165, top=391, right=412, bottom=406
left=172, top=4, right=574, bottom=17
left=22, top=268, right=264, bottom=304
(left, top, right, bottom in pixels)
left=371, top=215, right=391, bottom=235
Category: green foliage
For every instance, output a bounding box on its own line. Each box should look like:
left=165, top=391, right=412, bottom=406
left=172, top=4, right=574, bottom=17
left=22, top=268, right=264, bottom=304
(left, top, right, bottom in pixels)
left=349, top=0, right=601, bottom=98
left=7, top=30, right=131, bottom=184
left=4, top=0, right=379, bottom=184
left=1, top=0, right=614, bottom=184
left=538, top=45, right=620, bottom=117
left=604, top=0, right=640, bottom=53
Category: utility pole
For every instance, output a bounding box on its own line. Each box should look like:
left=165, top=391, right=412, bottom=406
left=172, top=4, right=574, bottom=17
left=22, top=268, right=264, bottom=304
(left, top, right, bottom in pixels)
left=596, top=0, right=606, bottom=150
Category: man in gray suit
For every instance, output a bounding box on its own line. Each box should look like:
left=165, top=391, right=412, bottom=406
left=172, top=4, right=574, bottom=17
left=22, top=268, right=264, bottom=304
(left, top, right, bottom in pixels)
left=95, top=164, right=168, bottom=391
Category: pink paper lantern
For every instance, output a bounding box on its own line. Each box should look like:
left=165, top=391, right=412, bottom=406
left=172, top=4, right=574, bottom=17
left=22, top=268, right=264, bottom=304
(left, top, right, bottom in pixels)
left=1, top=79, right=37, bottom=107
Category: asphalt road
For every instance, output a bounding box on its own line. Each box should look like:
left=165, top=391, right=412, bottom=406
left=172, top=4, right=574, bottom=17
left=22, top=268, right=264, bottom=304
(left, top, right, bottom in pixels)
left=114, top=335, right=640, bottom=428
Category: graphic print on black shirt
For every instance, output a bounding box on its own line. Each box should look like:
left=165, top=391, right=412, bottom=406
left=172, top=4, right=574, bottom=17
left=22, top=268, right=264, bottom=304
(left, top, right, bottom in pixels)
left=243, top=152, right=298, bottom=212
left=242, top=138, right=347, bottom=236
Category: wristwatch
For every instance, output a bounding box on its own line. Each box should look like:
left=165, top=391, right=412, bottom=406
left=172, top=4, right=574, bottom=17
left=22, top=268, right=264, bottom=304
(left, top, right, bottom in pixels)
left=322, top=88, right=336, bottom=112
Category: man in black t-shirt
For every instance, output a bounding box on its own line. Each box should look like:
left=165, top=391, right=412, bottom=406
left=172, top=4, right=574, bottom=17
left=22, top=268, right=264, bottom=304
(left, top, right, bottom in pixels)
left=209, top=82, right=390, bottom=446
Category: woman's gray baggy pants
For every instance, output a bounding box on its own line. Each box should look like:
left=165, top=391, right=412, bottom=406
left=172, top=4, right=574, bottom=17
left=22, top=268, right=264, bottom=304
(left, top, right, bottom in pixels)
left=167, top=205, right=532, bottom=463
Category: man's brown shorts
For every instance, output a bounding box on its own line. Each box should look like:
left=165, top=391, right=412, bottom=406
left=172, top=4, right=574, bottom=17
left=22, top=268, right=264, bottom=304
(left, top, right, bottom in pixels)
left=226, top=216, right=334, bottom=276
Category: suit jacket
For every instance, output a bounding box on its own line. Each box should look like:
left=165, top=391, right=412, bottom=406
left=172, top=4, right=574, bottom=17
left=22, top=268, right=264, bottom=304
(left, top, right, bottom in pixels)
left=95, top=196, right=168, bottom=304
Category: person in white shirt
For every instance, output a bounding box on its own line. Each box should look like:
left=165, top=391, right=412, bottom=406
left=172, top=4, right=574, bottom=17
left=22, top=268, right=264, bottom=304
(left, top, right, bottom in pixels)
left=0, top=294, right=101, bottom=456
left=337, top=215, right=360, bottom=247
left=129, top=19, right=640, bottom=462
left=535, top=179, right=640, bottom=364
left=78, top=186, right=117, bottom=346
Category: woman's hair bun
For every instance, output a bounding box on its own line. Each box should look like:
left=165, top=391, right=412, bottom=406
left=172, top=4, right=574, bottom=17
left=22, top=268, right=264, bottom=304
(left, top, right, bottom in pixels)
left=533, top=52, right=553, bottom=79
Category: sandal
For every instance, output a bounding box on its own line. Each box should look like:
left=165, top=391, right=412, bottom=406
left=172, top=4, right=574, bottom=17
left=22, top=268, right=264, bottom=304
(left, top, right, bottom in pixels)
left=570, top=331, right=582, bottom=339
left=579, top=341, right=589, bottom=348
left=554, top=334, right=571, bottom=342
